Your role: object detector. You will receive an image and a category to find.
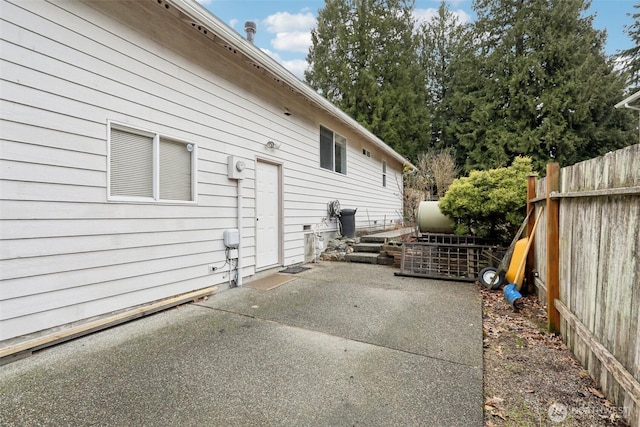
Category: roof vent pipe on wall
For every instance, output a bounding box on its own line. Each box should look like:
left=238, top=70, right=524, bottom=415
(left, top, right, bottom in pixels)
left=245, top=21, right=257, bottom=43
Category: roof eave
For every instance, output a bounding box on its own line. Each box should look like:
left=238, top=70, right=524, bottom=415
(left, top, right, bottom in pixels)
left=615, top=90, right=640, bottom=110
left=167, top=0, right=414, bottom=168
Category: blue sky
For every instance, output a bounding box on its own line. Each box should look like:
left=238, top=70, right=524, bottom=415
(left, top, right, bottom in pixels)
left=197, top=0, right=636, bottom=79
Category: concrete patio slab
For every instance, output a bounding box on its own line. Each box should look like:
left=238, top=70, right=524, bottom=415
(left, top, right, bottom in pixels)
left=0, top=262, right=482, bottom=427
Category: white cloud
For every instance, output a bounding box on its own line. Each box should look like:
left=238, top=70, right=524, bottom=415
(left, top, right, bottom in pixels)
left=263, top=11, right=316, bottom=33
left=261, top=48, right=309, bottom=80
left=413, top=8, right=472, bottom=26
left=260, top=48, right=281, bottom=67
left=413, top=8, right=439, bottom=25
left=614, top=54, right=629, bottom=73
left=453, top=9, right=472, bottom=23
left=271, top=31, right=312, bottom=54
left=282, top=59, right=309, bottom=80
left=260, top=11, right=316, bottom=55
left=229, top=18, right=238, bottom=29
left=261, top=48, right=281, bottom=61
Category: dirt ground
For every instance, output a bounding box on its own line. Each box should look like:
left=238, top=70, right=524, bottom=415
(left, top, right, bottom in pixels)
left=481, top=285, right=629, bottom=426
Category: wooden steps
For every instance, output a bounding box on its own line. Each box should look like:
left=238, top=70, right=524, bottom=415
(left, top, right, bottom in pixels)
left=354, top=242, right=385, bottom=253
left=343, top=227, right=413, bottom=266
left=346, top=241, right=404, bottom=266
left=345, top=252, right=380, bottom=264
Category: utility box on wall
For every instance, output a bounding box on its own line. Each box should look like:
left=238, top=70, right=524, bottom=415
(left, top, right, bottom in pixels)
left=223, top=229, right=240, bottom=248
left=227, top=156, right=246, bottom=180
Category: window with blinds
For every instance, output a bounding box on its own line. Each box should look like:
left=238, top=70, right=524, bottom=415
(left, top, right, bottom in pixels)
left=382, top=160, right=387, bottom=187
left=319, top=125, right=334, bottom=171
left=334, top=134, right=346, bottom=174
left=110, top=128, right=153, bottom=197
left=109, top=124, right=195, bottom=202
left=319, top=125, right=347, bottom=175
left=159, top=138, right=192, bottom=200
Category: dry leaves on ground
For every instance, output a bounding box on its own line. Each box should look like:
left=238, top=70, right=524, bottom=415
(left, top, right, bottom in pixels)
left=481, top=284, right=628, bottom=426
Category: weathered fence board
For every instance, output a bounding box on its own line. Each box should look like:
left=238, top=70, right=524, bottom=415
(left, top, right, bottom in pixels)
left=534, top=144, right=640, bottom=427
left=533, top=179, right=548, bottom=305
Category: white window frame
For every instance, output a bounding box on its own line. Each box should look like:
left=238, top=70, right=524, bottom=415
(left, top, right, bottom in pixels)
left=319, top=124, right=347, bottom=175
left=382, top=160, right=387, bottom=187
left=107, top=121, right=197, bottom=204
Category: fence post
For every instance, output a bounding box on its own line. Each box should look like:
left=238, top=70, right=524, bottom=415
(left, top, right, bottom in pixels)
left=525, top=175, right=537, bottom=293
left=546, top=163, right=560, bottom=333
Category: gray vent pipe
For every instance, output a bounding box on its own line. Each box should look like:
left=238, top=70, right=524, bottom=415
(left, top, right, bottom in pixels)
left=244, top=21, right=256, bottom=43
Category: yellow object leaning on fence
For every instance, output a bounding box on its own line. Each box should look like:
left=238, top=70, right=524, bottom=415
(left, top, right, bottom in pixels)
left=505, top=237, right=528, bottom=285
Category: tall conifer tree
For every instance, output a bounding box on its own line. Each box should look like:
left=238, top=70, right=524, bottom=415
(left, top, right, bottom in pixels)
left=618, top=2, right=640, bottom=90
left=305, top=0, right=430, bottom=160
left=419, top=2, right=473, bottom=164
left=453, top=0, right=634, bottom=171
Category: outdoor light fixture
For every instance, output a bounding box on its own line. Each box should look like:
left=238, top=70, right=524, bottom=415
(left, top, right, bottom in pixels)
left=265, top=140, right=281, bottom=150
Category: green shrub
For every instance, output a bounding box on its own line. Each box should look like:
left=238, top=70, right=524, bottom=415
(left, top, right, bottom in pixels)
left=439, top=157, right=534, bottom=243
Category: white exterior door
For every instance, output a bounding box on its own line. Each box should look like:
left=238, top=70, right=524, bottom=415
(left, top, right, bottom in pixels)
left=256, top=161, right=280, bottom=269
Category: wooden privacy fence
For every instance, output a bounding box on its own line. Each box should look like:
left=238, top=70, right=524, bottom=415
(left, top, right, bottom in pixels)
left=528, top=144, right=640, bottom=426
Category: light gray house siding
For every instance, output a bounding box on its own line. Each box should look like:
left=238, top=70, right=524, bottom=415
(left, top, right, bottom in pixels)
left=0, top=0, right=407, bottom=343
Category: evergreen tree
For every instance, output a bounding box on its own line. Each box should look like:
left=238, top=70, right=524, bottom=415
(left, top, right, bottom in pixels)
left=618, top=2, right=640, bottom=90
left=305, top=0, right=430, bottom=160
left=419, top=1, right=473, bottom=163
left=453, top=0, right=635, bottom=172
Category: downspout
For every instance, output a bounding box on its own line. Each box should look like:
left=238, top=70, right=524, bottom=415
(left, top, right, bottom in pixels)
left=227, top=155, right=245, bottom=287
left=236, top=179, right=243, bottom=287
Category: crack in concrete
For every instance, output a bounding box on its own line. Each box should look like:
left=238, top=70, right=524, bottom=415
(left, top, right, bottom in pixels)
left=193, top=303, right=480, bottom=369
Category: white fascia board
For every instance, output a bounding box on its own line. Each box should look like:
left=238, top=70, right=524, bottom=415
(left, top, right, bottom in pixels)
left=168, top=0, right=414, bottom=168
left=615, top=90, right=640, bottom=110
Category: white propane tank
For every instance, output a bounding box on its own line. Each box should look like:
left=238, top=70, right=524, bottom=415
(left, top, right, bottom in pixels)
left=417, top=201, right=455, bottom=233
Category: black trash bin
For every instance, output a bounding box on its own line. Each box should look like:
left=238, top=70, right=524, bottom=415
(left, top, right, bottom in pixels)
left=338, top=208, right=357, bottom=237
